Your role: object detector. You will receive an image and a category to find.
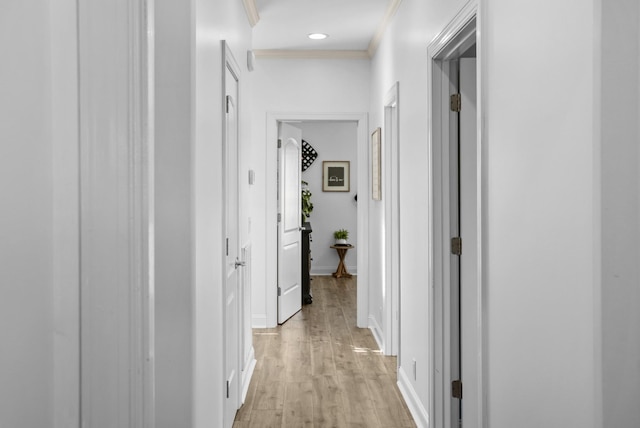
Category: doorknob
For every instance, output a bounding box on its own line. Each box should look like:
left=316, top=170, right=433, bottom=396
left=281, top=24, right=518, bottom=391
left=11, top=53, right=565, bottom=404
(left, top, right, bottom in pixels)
left=235, top=259, right=246, bottom=269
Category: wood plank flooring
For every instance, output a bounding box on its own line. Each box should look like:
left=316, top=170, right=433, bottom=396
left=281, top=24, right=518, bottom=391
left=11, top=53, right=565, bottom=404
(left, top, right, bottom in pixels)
left=234, top=276, right=416, bottom=428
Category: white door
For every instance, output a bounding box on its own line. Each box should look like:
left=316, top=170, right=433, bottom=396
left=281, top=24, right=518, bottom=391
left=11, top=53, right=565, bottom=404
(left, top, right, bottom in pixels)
left=223, top=52, right=241, bottom=428
left=448, top=59, right=462, bottom=428
left=277, top=122, right=302, bottom=324
left=450, top=56, right=478, bottom=428
left=459, top=57, right=478, bottom=428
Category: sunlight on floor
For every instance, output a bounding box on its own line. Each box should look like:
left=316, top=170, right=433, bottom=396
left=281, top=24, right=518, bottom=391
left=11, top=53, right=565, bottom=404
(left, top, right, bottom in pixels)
left=352, top=346, right=383, bottom=354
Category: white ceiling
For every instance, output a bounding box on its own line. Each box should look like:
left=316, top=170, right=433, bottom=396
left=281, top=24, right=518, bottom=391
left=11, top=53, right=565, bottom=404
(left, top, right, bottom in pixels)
left=247, top=0, right=398, bottom=57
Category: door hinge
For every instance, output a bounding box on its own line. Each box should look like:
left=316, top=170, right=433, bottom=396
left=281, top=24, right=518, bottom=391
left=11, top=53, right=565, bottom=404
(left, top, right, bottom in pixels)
left=450, top=93, right=461, bottom=112
left=226, top=380, right=230, bottom=398
left=277, top=213, right=282, bottom=223
left=277, top=287, right=282, bottom=296
left=226, top=95, right=231, bottom=113
left=451, top=237, right=462, bottom=255
left=277, top=139, right=282, bottom=149
left=452, top=379, right=463, bottom=399
left=226, top=238, right=229, bottom=256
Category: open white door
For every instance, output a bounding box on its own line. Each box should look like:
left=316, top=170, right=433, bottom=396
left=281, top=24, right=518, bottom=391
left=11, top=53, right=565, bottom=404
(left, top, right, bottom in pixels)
left=277, top=122, right=302, bottom=324
left=223, top=43, right=241, bottom=428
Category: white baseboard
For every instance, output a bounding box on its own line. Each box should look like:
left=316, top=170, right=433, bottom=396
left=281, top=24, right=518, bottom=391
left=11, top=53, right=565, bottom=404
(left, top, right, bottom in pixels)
left=310, top=270, right=333, bottom=276
left=252, top=314, right=267, bottom=328
left=241, top=346, right=257, bottom=403
left=368, top=315, right=384, bottom=352
left=397, top=366, right=429, bottom=428
left=311, top=266, right=358, bottom=276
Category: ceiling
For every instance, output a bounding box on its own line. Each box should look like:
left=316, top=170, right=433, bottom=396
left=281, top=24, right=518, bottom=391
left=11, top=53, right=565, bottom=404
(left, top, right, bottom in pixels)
left=244, top=0, right=402, bottom=58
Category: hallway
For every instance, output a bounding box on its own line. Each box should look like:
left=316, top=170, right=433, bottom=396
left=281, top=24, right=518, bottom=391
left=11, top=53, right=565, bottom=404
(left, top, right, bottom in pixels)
left=234, top=276, right=416, bottom=427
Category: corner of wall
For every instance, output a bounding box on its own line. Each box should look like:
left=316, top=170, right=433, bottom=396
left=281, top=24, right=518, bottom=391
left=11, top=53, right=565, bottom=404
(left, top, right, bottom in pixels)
left=397, top=366, right=429, bottom=428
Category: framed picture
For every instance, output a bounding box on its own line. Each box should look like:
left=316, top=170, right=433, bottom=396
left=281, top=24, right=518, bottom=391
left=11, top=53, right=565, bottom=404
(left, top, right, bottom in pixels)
left=322, top=161, right=350, bottom=192
left=371, top=127, right=382, bottom=200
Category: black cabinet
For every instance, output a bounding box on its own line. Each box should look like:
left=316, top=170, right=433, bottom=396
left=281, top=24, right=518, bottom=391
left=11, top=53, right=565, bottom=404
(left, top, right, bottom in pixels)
left=301, top=222, right=313, bottom=304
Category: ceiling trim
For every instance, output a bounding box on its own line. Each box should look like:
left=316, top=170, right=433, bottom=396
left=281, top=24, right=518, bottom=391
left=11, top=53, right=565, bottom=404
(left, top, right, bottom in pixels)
left=242, top=0, right=260, bottom=27
left=253, top=49, right=370, bottom=60
left=367, top=0, right=403, bottom=57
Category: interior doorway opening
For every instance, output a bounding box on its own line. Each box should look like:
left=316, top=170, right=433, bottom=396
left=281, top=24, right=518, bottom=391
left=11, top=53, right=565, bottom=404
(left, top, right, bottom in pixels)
left=265, top=113, right=369, bottom=328
left=277, top=119, right=360, bottom=323
left=428, top=5, right=483, bottom=428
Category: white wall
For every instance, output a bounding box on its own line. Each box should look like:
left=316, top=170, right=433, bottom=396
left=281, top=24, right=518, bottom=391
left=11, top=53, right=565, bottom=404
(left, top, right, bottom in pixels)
left=299, top=122, right=358, bottom=275
left=251, top=58, right=370, bottom=327
left=154, top=0, right=193, bottom=425
left=51, top=1, right=80, bottom=426
left=154, top=0, right=254, bottom=426
left=483, top=2, right=597, bottom=426
left=0, top=2, right=54, bottom=426
left=600, top=1, right=640, bottom=426
left=370, top=0, right=603, bottom=426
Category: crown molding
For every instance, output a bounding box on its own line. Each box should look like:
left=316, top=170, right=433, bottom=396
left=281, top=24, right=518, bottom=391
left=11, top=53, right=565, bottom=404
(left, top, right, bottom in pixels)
left=253, top=49, right=370, bottom=60
left=367, top=0, right=403, bottom=57
left=242, top=0, right=260, bottom=27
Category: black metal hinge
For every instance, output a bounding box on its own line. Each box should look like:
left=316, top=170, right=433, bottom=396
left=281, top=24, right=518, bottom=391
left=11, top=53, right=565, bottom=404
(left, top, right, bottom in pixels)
left=450, top=93, right=461, bottom=112
left=451, top=237, right=462, bottom=255
left=277, top=139, right=282, bottom=149
left=452, top=379, right=463, bottom=399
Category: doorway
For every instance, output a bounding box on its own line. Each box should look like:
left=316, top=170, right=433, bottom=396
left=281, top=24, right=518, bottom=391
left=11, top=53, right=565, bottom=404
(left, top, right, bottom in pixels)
left=276, top=119, right=360, bottom=323
left=265, top=113, right=369, bottom=328
left=428, top=5, right=483, bottom=428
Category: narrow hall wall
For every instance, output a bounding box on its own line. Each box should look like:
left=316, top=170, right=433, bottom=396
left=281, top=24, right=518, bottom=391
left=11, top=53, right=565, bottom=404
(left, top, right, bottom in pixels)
left=601, top=1, right=640, bottom=426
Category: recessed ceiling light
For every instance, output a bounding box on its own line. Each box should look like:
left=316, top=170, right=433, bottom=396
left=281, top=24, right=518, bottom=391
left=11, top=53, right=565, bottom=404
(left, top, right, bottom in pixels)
left=308, top=33, right=328, bottom=40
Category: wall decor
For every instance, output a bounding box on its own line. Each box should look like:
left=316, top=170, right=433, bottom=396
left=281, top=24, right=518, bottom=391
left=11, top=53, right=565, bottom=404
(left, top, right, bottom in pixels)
left=372, top=127, right=382, bottom=200
left=301, top=139, right=318, bottom=171
left=322, top=161, right=350, bottom=192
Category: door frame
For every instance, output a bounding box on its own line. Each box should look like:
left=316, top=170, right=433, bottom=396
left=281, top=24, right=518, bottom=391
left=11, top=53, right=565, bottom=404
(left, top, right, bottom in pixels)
left=77, top=0, right=154, bottom=426
left=265, top=112, right=369, bottom=328
left=383, top=83, right=401, bottom=356
left=427, top=2, right=485, bottom=428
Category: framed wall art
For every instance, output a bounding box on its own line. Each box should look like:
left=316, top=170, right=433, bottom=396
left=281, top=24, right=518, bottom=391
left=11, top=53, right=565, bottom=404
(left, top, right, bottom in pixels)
left=371, top=127, right=381, bottom=200
left=322, top=161, right=350, bottom=192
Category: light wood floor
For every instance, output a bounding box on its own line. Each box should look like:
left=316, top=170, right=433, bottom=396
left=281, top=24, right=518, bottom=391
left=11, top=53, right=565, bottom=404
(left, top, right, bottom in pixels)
left=234, top=276, right=416, bottom=428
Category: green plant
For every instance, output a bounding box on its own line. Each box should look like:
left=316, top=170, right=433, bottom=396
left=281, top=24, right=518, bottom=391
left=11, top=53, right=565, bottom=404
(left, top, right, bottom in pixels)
left=301, top=181, right=313, bottom=220
left=333, top=229, right=349, bottom=240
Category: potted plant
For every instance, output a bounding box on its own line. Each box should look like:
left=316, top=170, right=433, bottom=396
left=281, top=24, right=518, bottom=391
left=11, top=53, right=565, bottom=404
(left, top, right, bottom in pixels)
left=301, top=180, right=313, bottom=222
left=334, top=229, right=349, bottom=245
